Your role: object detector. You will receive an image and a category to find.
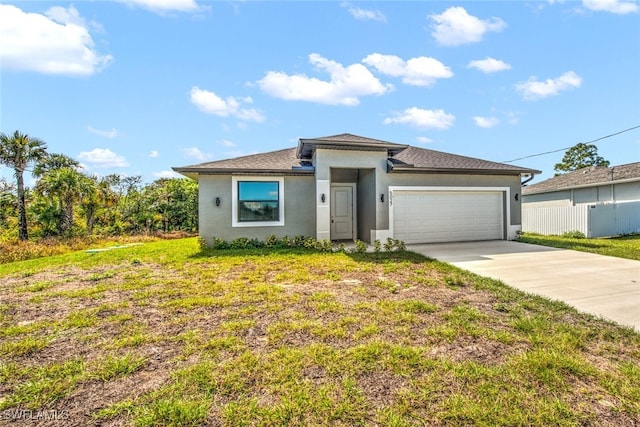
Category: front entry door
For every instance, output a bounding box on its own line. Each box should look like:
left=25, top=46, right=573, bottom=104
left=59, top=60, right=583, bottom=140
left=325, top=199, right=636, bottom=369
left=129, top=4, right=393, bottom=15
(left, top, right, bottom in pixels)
left=330, top=186, right=353, bottom=240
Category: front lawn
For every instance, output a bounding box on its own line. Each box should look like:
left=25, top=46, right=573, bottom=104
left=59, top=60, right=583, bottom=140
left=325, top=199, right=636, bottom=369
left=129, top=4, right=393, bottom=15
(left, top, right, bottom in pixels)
left=518, top=233, right=640, bottom=261
left=1, top=238, right=638, bottom=425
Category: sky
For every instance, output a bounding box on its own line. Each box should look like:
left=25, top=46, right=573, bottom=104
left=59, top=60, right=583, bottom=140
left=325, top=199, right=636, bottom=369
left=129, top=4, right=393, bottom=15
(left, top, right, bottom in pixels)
left=1, top=0, right=639, bottom=186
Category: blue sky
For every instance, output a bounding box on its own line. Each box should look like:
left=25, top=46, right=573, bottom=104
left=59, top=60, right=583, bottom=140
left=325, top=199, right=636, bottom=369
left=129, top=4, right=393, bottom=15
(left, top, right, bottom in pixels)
left=1, top=0, right=639, bottom=186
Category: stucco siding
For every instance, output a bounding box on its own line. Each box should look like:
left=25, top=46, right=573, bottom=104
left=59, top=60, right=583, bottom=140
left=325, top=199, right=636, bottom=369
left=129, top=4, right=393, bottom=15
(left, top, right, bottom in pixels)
left=198, top=174, right=315, bottom=244
left=357, top=169, right=376, bottom=242
left=314, top=149, right=387, bottom=241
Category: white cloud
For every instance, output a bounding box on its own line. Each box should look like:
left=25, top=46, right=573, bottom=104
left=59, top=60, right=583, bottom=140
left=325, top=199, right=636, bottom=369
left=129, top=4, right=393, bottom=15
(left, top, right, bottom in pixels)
left=257, top=53, right=392, bottom=106
left=0, top=5, right=112, bottom=76
left=363, top=53, right=453, bottom=87
left=430, top=7, right=507, bottom=46
left=340, top=2, right=387, bottom=22
left=87, top=126, right=119, bottom=139
left=115, top=0, right=206, bottom=14
left=467, top=57, right=512, bottom=73
left=154, top=170, right=182, bottom=179
left=416, top=136, right=434, bottom=144
left=149, top=150, right=159, bottom=158
left=220, top=139, right=236, bottom=147
left=182, top=147, right=213, bottom=162
left=516, top=71, right=582, bottom=100
left=190, top=87, right=265, bottom=122
left=473, top=116, right=500, bottom=128
left=384, top=107, right=455, bottom=130
left=582, top=0, right=638, bottom=14
left=78, top=148, right=129, bottom=168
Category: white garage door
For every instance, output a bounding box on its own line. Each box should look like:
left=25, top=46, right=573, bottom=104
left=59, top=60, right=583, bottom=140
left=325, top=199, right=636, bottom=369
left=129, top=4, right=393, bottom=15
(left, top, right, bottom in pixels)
left=392, top=190, right=504, bottom=244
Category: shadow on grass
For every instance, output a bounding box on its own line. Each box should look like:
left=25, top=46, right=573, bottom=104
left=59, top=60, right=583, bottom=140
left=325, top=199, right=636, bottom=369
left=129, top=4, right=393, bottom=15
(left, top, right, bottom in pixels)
left=190, top=246, right=434, bottom=265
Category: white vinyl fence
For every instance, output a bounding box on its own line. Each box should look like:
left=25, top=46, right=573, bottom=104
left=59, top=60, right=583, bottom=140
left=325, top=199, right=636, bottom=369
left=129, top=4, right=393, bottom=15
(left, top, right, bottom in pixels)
left=523, top=201, right=640, bottom=238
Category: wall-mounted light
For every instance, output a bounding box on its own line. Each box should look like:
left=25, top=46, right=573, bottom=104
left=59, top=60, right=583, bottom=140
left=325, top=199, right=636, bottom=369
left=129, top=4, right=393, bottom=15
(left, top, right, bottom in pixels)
left=321, top=193, right=326, bottom=203
left=380, top=193, right=385, bottom=203
left=215, top=197, right=221, bottom=207
left=514, top=193, right=519, bottom=201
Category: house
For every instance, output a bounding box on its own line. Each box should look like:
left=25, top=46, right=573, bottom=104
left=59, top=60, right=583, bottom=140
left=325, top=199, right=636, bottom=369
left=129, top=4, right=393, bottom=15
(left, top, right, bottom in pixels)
left=173, top=133, right=540, bottom=245
left=522, top=162, right=640, bottom=207
left=522, top=162, right=640, bottom=237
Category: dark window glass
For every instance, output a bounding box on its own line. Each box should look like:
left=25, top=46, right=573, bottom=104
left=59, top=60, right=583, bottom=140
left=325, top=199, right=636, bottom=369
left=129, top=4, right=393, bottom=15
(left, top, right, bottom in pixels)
left=238, top=181, right=279, bottom=222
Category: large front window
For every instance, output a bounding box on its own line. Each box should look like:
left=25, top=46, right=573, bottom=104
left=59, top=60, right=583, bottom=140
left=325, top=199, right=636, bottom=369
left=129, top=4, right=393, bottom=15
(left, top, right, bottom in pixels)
left=232, top=176, right=285, bottom=227
left=238, top=181, right=279, bottom=222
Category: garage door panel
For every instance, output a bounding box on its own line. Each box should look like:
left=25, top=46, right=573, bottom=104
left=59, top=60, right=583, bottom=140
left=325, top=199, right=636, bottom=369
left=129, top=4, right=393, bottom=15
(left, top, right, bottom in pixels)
left=393, top=191, right=503, bottom=244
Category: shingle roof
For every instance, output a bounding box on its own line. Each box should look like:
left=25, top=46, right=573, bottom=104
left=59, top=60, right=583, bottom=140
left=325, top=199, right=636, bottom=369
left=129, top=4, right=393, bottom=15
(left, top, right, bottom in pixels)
left=522, top=162, right=640, bottom=195
left=391, top=146, right=538, bottom=175
left=297, top=133, right=408, bottom=158
left=172, top=148, right=308, bottom=178
left=173, top=134, right=540, bottom=177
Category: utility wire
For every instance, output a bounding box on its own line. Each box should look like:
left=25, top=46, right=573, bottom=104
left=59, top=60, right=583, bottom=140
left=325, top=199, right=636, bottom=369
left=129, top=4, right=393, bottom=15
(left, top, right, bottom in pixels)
left=503, top=124, right=640, bottom=163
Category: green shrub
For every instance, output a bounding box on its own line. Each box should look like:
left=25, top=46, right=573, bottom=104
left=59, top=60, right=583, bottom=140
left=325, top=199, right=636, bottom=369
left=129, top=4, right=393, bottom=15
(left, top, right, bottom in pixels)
left=353, top=239, right=368, bottom=253
left=210, top=237, right=230, bottom=250
left=265, top=234, right=280, bottom=247
left=561, top=230, right=586, bottom=239
left=373, top=239, right=381, bottom=253
left=197, top=237, right=209, bottom=250
left=384, top=238, right=395, bottom=252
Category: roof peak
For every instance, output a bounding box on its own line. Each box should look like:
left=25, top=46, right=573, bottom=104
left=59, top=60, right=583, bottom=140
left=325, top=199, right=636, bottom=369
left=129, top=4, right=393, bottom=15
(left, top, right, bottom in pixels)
left=297, top=133, right=408, bottom=158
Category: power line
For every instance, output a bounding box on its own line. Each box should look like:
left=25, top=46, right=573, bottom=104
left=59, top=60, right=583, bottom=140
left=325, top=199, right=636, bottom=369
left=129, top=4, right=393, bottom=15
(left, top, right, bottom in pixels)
left=503, top=125, right=640, bottom=163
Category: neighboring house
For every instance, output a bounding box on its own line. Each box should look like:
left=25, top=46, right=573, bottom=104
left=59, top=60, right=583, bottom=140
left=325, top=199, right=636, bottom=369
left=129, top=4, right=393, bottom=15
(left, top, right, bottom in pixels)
left=173, top=133, right=539, bottom=245
left=522, top=162, right=640, bottom=207
left=522, top=162, right=640, bottom=237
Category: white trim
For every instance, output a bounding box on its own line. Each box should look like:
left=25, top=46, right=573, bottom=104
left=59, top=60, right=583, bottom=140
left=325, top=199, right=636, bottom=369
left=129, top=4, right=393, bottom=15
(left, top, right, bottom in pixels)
left=232, top=176, right=285, bottom=227
left=388, top=186, right=512, bottom=241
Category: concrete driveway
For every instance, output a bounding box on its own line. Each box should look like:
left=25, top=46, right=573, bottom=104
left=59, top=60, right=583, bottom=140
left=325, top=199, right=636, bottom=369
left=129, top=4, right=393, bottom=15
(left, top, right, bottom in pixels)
left=408, top=241, right=640, bottom=331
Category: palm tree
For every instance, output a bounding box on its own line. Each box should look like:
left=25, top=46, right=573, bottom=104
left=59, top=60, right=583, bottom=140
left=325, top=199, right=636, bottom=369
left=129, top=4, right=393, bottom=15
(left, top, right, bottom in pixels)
left=33, top=153, right=80, bottom=178
left=37, top=167, right=94, bottom=236
left=0, top=131, right=48, bottom=240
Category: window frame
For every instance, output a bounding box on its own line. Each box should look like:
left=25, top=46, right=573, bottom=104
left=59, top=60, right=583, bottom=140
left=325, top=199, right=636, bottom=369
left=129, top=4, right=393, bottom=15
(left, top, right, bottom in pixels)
left=232, top=176, right=285, bottom=227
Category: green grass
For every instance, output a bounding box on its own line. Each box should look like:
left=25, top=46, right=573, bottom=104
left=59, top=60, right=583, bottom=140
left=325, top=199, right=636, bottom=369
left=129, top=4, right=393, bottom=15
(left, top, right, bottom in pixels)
left=519, top=233, right=640, bottom=261
left=0, top=237, right=638, bottom=425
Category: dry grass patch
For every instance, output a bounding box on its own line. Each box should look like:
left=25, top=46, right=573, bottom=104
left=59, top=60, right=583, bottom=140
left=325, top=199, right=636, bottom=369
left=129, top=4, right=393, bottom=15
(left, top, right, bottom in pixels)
left=0, top=237, right=638, bottom=426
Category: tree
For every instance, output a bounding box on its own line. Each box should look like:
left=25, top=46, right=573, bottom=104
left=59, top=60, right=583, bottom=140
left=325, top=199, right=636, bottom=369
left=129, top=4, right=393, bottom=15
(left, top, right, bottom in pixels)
left=36, top=167, right=95, bottom=236
left=80, top=175, right=117, bottom=235
left=554, top=143, right=610, bottom=175
left=0, top=130, right=48, bottom=240
left=0, top=178, right=16, bottom=231
left=33, top=153, right=80, bottom=178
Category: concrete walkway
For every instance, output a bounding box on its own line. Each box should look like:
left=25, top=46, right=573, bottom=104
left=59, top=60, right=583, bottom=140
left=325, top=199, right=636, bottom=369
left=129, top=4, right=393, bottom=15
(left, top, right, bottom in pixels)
left=408, top=241, right=640, bottom=331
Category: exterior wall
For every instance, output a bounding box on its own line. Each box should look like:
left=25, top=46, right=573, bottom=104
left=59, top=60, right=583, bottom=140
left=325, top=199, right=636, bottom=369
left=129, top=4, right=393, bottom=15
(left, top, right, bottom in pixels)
left=314, top=149, right=387, bottom=241
left=574, top=187, right=597, bottom=204
left=616, top=182, right=640, bottom=202
left=522, top=190, right=572, bottom=207
left=357, top=169, right=376, bottom=242
left=198, top=174, right=315, bottom=244
left=522, top=181, right=640, bottom=207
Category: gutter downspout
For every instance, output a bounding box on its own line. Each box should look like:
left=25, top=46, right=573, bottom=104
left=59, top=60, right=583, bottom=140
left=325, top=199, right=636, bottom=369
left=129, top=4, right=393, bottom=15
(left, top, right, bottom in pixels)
left=521, top=173, right=535, bottom=186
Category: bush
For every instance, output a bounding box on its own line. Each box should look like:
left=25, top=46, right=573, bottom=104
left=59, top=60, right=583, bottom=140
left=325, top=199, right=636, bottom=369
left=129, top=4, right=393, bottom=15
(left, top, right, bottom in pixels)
left=352, top=239, right=368, bottom=254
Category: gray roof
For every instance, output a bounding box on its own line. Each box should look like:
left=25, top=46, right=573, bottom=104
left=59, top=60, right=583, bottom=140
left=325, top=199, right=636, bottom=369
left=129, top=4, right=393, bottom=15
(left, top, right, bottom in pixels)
left=297, top=133, right=408, bottom=158
left=390, top=146, right=538, bottom=175
left=173, top=148, right=308, bottom=179
left=173, top=133, right=540, bottom=177
left=522, top=162, right=640, bottom=195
